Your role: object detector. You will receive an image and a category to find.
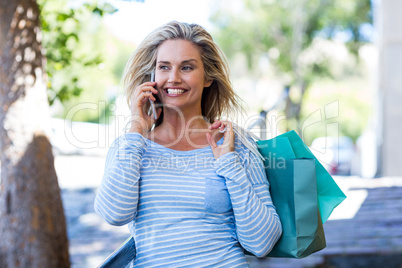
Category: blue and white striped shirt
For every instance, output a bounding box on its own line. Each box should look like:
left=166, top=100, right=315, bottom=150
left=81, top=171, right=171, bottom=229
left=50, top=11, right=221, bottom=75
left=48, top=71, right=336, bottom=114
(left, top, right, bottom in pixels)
left=95, top=131, right=282, bottom=267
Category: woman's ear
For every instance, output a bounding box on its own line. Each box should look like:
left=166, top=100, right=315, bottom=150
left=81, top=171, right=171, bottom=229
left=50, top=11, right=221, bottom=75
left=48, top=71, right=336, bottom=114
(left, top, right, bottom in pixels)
left=204, top=79, right=213, bottom=88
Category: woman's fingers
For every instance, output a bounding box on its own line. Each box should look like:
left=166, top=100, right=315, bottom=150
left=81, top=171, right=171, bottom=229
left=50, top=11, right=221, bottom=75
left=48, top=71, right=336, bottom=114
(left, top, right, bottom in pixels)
left=137, top=81, right=157, bottom=92
left=209, top=120, right=226, bottom=131
left=206, top=132, right=218, bottom=150
left=209, top=120, right=232, bottom=134
left=129, top=82, right=159, bottom=134
left=221, top=122, right=234, bottom=146
left=136, top=83, right=157, bottom=97
left=132, top=83, right=158, bottom=106
left=139, top=91, right=156, bottom=102
left=207, top=120, right=235, bottom=158
left=209, top=120, right=221, bottom=129
left=134, top=82, right=158, bottom=96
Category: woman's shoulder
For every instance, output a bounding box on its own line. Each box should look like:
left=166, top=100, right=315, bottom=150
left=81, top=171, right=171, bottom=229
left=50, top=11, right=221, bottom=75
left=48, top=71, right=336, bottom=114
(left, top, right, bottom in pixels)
left=233, top=124, right=264, bottom=161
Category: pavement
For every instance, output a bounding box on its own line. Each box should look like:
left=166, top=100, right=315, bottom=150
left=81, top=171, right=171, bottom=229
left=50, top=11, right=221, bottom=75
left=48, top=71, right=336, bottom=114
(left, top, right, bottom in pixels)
left=57, top=155, right=402, bottom=268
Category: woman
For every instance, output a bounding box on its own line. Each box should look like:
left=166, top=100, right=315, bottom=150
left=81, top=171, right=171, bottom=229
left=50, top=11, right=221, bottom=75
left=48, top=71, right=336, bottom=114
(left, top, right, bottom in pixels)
left=95, top=21, right=282, bottom=267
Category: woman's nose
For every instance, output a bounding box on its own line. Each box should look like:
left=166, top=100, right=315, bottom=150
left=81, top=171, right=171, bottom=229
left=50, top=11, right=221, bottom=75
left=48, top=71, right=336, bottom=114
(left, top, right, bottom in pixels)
left=168, top=69, right=181, bottom=84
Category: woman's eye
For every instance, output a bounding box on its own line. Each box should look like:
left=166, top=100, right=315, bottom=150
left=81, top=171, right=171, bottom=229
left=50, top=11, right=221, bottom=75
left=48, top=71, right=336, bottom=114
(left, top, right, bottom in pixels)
left=182, top=66, right=193, bottom=71
left=159, top=65, right=169, bottom=70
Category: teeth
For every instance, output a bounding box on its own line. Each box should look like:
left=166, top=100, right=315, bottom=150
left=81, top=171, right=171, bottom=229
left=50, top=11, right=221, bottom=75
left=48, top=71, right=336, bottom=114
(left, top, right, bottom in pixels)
left=167, top=89, right=185, bottom=94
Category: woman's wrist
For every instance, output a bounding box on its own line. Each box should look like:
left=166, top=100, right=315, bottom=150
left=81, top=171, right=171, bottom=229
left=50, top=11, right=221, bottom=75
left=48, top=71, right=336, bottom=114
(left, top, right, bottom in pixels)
left=129, top=124, right=145, bottom=135
left=129, top=117, right=149, bottom=136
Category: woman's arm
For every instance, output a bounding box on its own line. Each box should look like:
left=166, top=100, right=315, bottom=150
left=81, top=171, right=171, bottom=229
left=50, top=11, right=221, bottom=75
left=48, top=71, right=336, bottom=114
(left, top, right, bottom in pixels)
left=214, top=145, right=282, bottom=257
left=94, top=133, right=147, bottom=226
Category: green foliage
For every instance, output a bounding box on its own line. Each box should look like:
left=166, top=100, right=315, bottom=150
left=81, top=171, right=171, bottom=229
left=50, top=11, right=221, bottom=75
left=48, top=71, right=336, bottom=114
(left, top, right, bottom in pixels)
left=35, top=0, right=138, bottom=123
left=211, top=0, right=372, bottom=83
left=37, top=0, right=117, bottom=106
left=57, top=35, right=134, bottom=123
left=211, top=0, right=373, bottom=138
left=300, top=77, right=373, bottom=145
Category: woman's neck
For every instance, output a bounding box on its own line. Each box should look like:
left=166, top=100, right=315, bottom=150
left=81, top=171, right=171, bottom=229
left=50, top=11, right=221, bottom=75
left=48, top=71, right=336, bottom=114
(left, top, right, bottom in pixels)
left=146, top=107, right=218, bottom=150
left=159, top=110, right=209, bottom=138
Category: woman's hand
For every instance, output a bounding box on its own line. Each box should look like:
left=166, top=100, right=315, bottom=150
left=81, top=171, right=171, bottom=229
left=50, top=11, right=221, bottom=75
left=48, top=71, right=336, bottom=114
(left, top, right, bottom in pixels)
left=206, top=120, right=235, bottom=159
left=129, top=81, right=161, bottom=135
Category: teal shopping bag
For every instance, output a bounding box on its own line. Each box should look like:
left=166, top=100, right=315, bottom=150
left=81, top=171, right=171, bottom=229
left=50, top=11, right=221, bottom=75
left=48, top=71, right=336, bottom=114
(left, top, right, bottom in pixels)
left=256, top=130, right=346, bottom=258
left=257, top=130, right=346, bottom=223
left=265, top=158, right=326, bottom=258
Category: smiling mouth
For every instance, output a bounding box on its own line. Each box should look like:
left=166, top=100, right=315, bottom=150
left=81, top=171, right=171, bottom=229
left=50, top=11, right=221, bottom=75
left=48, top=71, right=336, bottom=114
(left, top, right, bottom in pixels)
left=165, top=88, right=187, bottom=95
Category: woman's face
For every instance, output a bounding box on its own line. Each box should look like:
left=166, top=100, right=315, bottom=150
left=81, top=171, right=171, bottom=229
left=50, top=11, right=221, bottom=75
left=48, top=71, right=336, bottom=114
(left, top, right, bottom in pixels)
left=155, top=39, right=212, bottom=112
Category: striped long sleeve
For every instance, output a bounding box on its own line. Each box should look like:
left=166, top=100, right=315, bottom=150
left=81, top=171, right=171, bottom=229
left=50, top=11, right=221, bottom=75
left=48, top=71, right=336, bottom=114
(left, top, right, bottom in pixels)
left=94, top=133, right=147, bottom=226
left=215, top=148, right=282, bottom=257
left=94, top=131, right=282, bottom=267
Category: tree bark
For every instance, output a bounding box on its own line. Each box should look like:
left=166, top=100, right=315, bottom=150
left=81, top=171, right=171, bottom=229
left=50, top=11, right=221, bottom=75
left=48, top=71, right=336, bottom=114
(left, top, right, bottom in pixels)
left=0, top=0, right=70, bottom=267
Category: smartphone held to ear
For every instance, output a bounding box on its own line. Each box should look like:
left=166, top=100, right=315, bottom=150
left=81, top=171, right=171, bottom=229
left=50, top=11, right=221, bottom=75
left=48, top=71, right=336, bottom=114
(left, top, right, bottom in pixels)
left=149, top=70, right=158, bottom=120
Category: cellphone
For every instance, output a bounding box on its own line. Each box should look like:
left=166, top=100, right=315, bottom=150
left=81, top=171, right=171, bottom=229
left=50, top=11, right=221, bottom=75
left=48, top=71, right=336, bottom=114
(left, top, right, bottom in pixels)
left=149, top=70, right=158, bottom=120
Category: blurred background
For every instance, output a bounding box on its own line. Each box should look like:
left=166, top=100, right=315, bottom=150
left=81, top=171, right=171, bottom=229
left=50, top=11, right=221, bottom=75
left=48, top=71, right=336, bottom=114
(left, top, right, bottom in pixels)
left=1, top=0, right=402, bottom=267
left=46, top=0, right=380, bottom=178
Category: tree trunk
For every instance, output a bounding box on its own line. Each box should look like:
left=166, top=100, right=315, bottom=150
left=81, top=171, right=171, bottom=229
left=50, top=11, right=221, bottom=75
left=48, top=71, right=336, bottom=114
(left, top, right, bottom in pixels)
left=0, top=0, right=70, bottom=267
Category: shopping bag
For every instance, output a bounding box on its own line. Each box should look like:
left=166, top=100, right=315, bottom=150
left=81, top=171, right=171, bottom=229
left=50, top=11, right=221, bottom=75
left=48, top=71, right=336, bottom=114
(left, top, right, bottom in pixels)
left=256, top=130, right=346, bottom=223
left=265, top=158, right=326, bottom=258
left=97, top=236, right=135, bottom=268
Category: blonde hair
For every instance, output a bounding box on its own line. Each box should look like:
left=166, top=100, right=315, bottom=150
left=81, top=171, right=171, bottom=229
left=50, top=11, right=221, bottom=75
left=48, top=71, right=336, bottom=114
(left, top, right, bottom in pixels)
left=123, top=21, right=244, bottom=126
